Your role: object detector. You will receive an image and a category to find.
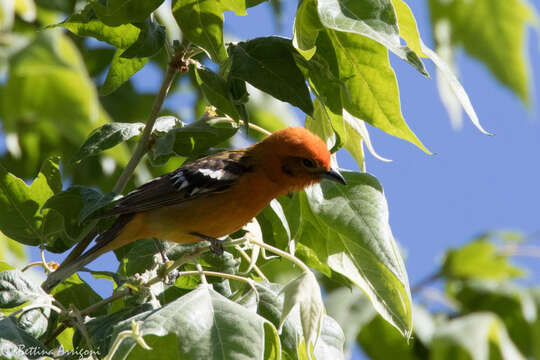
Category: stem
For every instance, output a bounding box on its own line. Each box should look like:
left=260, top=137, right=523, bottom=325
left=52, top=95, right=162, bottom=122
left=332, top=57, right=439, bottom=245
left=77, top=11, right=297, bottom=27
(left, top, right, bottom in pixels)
left=113, top=64, right=178, bottom=193
left=212, top=117, right=272, bottom=137
left=248, top=239, right=309, bottom=272
left=411, top=271, right=442, bottom=295
left=195, top=262, right=208, bottom=285
left=21, top=261, right=44, bottom=272
left=40, top=245, right=52, bottom=273
left=55, top=62, right=179, bottom=273
left=235, top=246, right=268, bottom=281
left=45, top=288, right=132, bottom=345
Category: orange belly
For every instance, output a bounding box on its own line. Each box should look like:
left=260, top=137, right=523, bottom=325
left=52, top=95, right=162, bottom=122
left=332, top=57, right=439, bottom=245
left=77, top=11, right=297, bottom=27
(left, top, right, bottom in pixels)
left=100, top=171, right=280, bottom=253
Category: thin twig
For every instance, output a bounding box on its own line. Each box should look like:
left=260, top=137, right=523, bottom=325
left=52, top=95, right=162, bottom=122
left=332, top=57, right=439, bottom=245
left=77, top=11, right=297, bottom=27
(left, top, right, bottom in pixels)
left=411, top=271, right=443, bottom=295
left=248, top=238, right=309, bottom=272
left=45, top=288, right=132, bottom=345
left=235, top=245, right=268, bottom=281
left=212, top=117, right=272, bottom=137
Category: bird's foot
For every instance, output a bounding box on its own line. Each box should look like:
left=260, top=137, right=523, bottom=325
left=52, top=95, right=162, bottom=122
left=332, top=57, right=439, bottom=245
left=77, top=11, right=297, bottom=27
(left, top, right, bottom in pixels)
left=189, top=232, right=224, bottom=256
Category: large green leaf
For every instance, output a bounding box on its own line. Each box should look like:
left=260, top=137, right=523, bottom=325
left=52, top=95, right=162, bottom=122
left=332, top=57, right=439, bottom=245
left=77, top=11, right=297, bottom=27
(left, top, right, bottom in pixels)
left=100, top=48, right=149, bottom=96
left=441, top=238, right=524, bottom=281
left=286, top=171, right=412, bottom=337
left=0, top=158, right=61, bottom=248
left=172, top=0, right=246, bottom=64
left=74, top=122, right=144, bottom=162
left=317, top=0, right=427, bottom=75
left=55, top=3, right=140, bottom=48
left=293, top=0, right=322, bottom=60
left=121, top=18, right=166, bottom=59
left=1, top=30, right=102, bottom=145
left=91, top=0, right=166, bottom=26
left=0, top=317, right=46, bottom=360
left=51, top=273, right=104, bottom=316
left=228, top=37, right=314, bottom=115
left=315, top=31, right=429, bottom=153
left=99, top=285, right=280, bottom=359
left=431, top=313, right=525, bottom=360
left=194, top=66, right=240, bottom=121
left=429, top=0, right=536, bottom=104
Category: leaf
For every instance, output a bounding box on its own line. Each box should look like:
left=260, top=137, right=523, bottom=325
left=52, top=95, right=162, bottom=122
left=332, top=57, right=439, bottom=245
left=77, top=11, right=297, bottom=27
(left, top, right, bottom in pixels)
left=0, top=270, right=47, bottom=309
left=356, top=314, right=416, bottom=360
left=172, top=0, right=247, bottom=64
left=315, top=31, right=429, bottom=153
left=317, top=0, right=428, bottom=76
left=290, top=171, right=412, bottom=337
left=280, top=271, right=324, bottom=355
left=0, top=158, right=61, bottom=247
left=390, top=0, right=426, bottom=57
left=1, top=30, right=101, bottom=144
left=51, top=273, right=104, bottom=316
left=256, top=200, right=291, bottom=250
left=228, top=37, right=314, bottom=115
left=428, top=0, right=536, bottom=104
left=441, top=238, right=524, bottom=281
left=313, top=315, right=346, bottom=360
left=293, top=0, right=322, bottom=60
left=0, top=270, right=52, bottom=338
left=54, top=3, right=140, bottom=48
left=153, top=116, right=238, bottom=161
left=100, top=49, right=149, bottom=96
left=450, top=282, right=538, bottom=356
left=431, top=313, right=525, bottom=360
left=96, top=285, right=280, bottom=359
left=326, top=287, right=375, bottom=356
left=74, top=122, right=144, bottom=162
left=121, top=18, right=166, bottom=59
left=194, top=66, right=240, bottom=121
left=0, top=317, right=46, bottom=359
left=91, top=0, right=166, bottom=26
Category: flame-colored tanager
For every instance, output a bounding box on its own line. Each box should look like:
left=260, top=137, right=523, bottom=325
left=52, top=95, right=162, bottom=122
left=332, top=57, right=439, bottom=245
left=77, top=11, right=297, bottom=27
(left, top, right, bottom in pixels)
left=44, top=127, right=346, bottom=290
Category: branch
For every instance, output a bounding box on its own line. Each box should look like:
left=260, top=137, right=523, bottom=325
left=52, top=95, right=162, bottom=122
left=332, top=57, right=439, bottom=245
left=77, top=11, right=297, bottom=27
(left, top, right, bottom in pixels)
left=411, top=271, right=443, bottom=295
left=248, top=238, right=309, bottom=272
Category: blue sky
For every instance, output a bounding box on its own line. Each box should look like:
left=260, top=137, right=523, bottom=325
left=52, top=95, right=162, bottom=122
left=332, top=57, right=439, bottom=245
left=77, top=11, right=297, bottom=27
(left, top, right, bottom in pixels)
left=24, top=0, right=540, bottom=356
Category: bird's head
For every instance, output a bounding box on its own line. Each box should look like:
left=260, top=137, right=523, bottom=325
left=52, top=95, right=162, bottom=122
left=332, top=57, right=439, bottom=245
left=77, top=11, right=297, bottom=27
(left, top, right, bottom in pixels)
left=254, top=127, right=346, bottom=194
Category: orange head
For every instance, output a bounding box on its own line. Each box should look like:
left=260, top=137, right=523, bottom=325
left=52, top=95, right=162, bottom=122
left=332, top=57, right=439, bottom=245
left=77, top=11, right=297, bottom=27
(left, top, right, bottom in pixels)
left=252, top=127, right=346, bottom=194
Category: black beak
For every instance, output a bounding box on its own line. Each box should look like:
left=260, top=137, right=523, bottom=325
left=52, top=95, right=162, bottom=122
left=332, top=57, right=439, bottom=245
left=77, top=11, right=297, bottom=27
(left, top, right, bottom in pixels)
left=320, top=169, right=347, bottom=185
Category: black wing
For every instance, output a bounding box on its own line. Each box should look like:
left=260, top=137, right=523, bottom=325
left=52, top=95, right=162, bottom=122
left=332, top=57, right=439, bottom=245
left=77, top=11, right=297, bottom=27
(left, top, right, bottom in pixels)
left=94, top=150, right=253, bottom=218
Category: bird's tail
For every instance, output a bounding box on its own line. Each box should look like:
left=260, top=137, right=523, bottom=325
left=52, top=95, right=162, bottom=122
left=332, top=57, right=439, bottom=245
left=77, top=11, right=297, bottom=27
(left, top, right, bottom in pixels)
left=42, top=214, right=134, bottom=292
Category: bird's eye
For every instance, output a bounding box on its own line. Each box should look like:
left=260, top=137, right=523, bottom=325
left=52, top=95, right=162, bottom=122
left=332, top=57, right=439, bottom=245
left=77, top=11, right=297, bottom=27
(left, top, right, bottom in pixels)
left=302, top=158, right=316, bottom=168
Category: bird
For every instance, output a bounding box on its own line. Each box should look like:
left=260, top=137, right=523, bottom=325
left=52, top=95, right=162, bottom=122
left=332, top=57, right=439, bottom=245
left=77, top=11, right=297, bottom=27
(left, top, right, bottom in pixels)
left=42, top=126, right=346, bottom=291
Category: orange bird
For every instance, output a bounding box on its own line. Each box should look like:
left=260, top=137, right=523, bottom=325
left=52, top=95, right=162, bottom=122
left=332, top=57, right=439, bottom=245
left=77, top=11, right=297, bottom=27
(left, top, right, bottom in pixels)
left=43, top=127, right=346, bottom=290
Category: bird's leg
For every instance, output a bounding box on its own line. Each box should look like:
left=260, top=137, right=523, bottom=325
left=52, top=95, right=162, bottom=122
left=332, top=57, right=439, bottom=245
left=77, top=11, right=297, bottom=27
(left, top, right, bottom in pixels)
left=153, top=238, right=178, bottom=284
left=153, top=238, right=169, bottom=263
left=189, top=232, right=224, bottom=256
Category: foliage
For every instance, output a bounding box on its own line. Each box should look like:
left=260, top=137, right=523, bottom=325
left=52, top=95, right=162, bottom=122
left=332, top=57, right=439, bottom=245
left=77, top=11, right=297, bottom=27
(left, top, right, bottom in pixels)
left=0, top=0, right=537, bottom=359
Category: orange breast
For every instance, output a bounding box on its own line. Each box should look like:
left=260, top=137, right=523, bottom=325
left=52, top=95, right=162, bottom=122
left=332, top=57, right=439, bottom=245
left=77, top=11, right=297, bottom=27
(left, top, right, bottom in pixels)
left=106, top=171, right=280, bottom=252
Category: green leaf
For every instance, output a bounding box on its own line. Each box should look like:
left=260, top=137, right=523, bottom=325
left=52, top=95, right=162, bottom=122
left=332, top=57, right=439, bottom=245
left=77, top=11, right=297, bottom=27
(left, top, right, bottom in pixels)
left=293, top=0, right=322, bottom=60
left=228, top=37, right=314, bottom=115
left=431, top=313, right=525, bottom=360
left=91, top=0, right=166, bottom=26
left=102, top=285, right=279, bottom=359
left=326, top=287, right=375, bottom=355
left=313, top=315, right=346, bottom=360
left=317, top=0, right=428, bottom=76
left=356, top=314, right=416, bottom=360
left=0, top=317, right=46, bottom=359
left=172, top=0, right=247, bottom=64
left=152, top=116, right=238, bottom=160
left=51, top=273, right=104, bottom=316
left=390, top=0, right=426, bottom=57
left=100, top=49, right=149, bottom=96
left=74, top=122, right=144, bottom=162
left=0, top=270, right=47, bottom=309
left=315, top=31, right=429, bottom=153
left=428, top=0, right=536, bottom=104
left=121, top=18, right=166, bottom=59
left=54, top=3, right=140, bottom=48
left=450, top=282, right=537, bottom=357
left=0, top=270, right=52, bottom=338
left=1, top=30, right=101, bottom=145
left=0, top=158, right=61, bottom=247
left=289, top=171, right=412, bottom=337
left=194, top=66, right=240, bottom=121
left=256, top=200, right=291, bottom=250
left=442, top=238, right=524, bottom=281
left=280, top=271, right=324, bottom=354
